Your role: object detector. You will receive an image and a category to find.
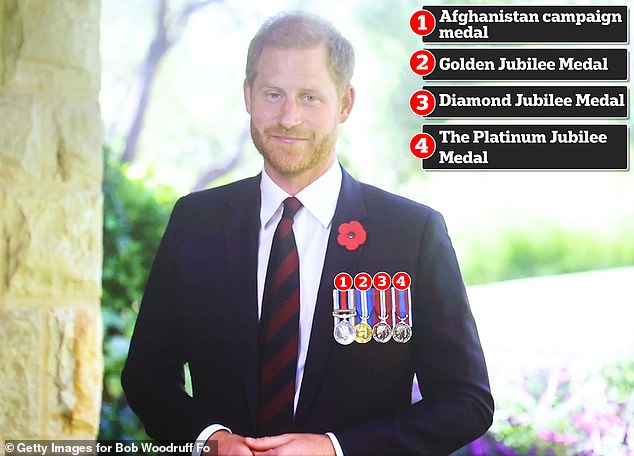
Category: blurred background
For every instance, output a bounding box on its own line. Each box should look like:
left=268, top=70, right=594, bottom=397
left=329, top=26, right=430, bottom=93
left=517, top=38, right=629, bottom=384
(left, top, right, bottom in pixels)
left=99, top=0, right=634, bottom=454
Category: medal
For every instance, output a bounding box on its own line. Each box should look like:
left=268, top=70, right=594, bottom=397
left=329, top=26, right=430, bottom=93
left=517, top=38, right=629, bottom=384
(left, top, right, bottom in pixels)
left=354, top=289, right=372, bottom=343
left=392, top=321, right=412, bottom=343
left=372, top=321, right=392, bottom=343
left=334, top=320, right=355, bottom=345
left=332, top=289, right=356, bottom=345
left=372, top=289, right=392, bottom=343
left=392, top=287, right=412, bottom=343
left=354, top=322, right=372, bottom=343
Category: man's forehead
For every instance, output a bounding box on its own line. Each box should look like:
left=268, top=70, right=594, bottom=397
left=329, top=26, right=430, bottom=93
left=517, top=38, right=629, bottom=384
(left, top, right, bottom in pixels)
left=258, top=44, right=329, bottom=61
left=253, top=45, right=336, bottom=86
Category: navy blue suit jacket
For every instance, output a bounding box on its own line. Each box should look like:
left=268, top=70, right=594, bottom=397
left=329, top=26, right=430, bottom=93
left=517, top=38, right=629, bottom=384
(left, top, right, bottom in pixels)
left=122, top=167, right=493, bottom=455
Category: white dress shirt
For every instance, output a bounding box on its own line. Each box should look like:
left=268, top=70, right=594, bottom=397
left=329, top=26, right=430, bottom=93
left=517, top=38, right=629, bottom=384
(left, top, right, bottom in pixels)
left=194, top=161, right=344, bottom=456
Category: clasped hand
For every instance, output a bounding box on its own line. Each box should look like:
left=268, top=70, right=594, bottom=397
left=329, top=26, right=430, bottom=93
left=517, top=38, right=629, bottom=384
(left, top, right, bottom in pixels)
left=205, top=430, right=335, bottom=456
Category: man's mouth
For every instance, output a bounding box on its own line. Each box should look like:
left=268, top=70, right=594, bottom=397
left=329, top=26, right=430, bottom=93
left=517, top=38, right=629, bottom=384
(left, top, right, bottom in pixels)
left=270, top=135, right=308, bottom=144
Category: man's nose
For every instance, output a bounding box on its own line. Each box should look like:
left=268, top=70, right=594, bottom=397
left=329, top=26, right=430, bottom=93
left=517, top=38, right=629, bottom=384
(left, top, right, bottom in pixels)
left=278, top=98, right=302, bottom=129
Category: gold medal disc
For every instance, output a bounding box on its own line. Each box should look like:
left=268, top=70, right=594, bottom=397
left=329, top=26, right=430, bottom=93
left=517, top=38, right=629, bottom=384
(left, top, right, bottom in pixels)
left=354, top=322, right=372, bottom=343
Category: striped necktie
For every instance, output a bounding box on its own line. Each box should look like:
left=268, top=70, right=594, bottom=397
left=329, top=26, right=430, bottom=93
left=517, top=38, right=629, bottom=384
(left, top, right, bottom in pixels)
left=258, top=196, right=302, bottom=435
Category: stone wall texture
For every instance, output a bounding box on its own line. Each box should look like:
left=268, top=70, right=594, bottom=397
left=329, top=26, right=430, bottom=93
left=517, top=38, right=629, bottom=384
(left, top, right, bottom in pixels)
left=0, top=0, right=103, bottom=442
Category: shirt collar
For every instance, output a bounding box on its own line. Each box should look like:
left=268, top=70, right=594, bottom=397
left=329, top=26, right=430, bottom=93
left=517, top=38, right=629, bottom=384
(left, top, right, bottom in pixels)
left=260, top=161, right=342, bottom=230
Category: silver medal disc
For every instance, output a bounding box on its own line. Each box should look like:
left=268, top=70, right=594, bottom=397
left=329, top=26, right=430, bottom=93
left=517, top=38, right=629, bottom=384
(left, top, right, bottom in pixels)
left=334, top=320, right=355, bottom=345
left=392, top=321, right=412, bottom=343
left=372, top=321, right=392, bottom=343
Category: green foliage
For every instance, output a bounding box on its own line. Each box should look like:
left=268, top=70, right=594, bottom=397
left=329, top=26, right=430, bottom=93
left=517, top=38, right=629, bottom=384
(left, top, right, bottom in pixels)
left=603, top=359, right=634, bottom=403
left=100, top=147, right=178, bottom=440
left=460, top=224, right=634, bottom=285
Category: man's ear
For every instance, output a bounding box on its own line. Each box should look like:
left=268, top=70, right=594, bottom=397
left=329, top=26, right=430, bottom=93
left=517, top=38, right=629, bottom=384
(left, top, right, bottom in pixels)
left=243, top=79, right=252, bottom=114
left=338, top=84, right=355, bottom=123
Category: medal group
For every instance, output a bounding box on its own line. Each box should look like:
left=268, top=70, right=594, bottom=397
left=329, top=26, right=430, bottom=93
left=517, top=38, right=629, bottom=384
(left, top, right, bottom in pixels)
left=332, top=272, right=413, bottom=345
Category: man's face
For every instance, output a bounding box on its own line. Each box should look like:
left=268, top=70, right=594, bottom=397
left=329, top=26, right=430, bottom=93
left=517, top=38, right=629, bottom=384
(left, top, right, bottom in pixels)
left=244, top=45, right=354, bottom=186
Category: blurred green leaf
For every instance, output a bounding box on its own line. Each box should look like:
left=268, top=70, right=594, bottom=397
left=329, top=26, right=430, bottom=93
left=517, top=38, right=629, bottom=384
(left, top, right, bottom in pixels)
left=100, top=146, right=178, bottom=440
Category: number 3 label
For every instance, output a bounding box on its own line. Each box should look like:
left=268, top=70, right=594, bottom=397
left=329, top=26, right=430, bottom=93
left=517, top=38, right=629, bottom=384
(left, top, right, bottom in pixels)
left=409, top=89, right=435, bottom=116
left=372, top=272, right=391, bottom=291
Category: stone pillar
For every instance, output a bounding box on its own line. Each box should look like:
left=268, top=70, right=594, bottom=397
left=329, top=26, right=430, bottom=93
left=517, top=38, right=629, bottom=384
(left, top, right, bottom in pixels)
left=0, top=0, right=103, bottom=441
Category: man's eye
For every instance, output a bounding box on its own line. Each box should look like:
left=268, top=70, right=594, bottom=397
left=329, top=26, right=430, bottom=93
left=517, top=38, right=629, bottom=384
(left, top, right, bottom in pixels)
left=303, top=94, right=317, bottom=102
left=266, top=92, right=281, bottom=100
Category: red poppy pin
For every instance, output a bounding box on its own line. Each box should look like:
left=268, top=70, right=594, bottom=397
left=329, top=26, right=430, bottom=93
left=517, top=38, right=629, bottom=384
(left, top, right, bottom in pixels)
left=337, top=221, right=367, bottom=251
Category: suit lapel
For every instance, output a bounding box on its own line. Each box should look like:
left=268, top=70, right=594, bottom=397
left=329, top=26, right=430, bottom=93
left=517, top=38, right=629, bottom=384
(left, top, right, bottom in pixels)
left=295, top=168, right=367, bottom=427
left=224, top=175, right=261, bottom=431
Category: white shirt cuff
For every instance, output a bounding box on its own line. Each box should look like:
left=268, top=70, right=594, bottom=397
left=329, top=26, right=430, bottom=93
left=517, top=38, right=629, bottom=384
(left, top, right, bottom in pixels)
left=326, top=432, right=344, bottom=456
left=192, top=424, right=231, bottom=456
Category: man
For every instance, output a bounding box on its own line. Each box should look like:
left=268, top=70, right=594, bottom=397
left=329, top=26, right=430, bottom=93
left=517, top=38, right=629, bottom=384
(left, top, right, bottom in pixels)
left=122, top=11, right=493, bottom=456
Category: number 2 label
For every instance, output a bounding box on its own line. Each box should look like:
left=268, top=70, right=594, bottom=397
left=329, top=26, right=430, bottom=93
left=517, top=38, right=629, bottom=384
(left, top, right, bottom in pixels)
left=410, top=50, right=436, bottom=77
left=354, top=273, right=372, bottom=291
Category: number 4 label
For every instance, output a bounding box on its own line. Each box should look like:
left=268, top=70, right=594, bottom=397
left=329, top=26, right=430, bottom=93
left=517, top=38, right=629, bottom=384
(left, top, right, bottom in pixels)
left=409, top=133, right=436, bottom=159
left=393, top=272, right=411, bottom=291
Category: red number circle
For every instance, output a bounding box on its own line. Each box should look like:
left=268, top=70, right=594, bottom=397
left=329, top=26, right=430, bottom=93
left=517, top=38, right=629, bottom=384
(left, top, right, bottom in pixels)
left=410, top=10, right=436, bottom=36
left=409, top=89, right=436, bottom=116
left=410, top=50, right=436, bottom=77
left=334, top=272, right=353, bottom=291
left=354, top=272, right=372, bottom=291
left=372, top=272, right=391, bottom=291
left=392, top=272, right=412, bottom=291
left=409, top=133, right=436, bottom=159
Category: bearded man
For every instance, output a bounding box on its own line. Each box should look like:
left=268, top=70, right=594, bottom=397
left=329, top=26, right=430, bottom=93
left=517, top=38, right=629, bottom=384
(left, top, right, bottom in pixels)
left=122, top=11, right=493, bottom=456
